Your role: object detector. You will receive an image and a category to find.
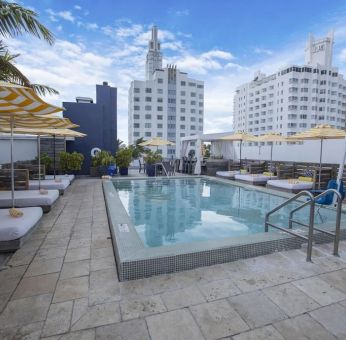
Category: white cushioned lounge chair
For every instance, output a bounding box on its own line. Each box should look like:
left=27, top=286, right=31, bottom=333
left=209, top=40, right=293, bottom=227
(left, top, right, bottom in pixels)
left=267, top=178, right=314, bottom=193
left=29, top=179, right=69, bottom=195
left=0, top=207, right=43, bottom=251
left=0, top=190, right=59, bottom=212
left=235, top=173, right=277, bottom=186
left=215, top=171, right=240, bottom=180
left=45, top=174, right=75, bottom=183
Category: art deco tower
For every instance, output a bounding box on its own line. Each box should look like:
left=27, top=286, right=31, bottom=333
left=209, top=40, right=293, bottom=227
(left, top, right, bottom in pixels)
left=145, top=26, right=163, bottom=80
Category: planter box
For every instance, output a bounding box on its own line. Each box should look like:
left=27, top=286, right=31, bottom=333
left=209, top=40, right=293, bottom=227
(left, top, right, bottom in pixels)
left=146, top=164, right=156, bottom=177
left=119, top=167, right=128, bottom=176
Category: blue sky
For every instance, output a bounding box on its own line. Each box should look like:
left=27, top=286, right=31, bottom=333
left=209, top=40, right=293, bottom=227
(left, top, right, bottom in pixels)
left=8, top=0, right=346, bottom=142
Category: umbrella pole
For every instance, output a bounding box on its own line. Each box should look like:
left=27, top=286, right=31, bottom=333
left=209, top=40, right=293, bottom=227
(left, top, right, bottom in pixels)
left=239, top=141, right=242, bottom=170
left=318, top=139, right=323, bottom=189
left=10, top=117, right=15, bottom=208
left=38, top=135, right=41, bottom=190
left=53, top=134, right=56, bottom=179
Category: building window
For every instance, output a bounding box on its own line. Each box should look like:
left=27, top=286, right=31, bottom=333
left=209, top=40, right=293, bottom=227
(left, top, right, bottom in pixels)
left=180, top=108, right=185, bottom=113
left=145, top=97, right=152, bottom=102
left=189, top=82, right=196, bottom=87
left=157, top=98, right=163, bottom=103
left=157, top=123, right=163, bottom=128
left=145, top=114, right=151, bottom=119
left=134, top=88, right=140, bottom=93
left=180, top=125, right=185, bottom=129
left=157, top=132, right=163, bottom=137
left=190, top=125, right=196, bottom=130
left=157, top=115, right=163, bottom=120
left=181, top=99, right=186, bottom=105
left=168, top=98, right=176, bottom=103
left=190, top=100, right=196, bottom=105
left=133, top=114, right=140, bottom=119
left=181, top=91, right=185, bottom=96
left=180, top=117, right=185, bottom=121
left=134, top=97, right=140, bottom=102
left=145, top=105, right=151, bottom=110
left=191, top=92, right=196, bottom=97
left=168, top=90, right=176, bottom=95
left=157, top=89, right=163, bottom=94
left=157, top=106, right=163, bottom=111
left=181, top=81, right=186, bottom=86
left=134, top=105, right=140, bottom=110
left=191, top=109, right=196, bottom=113
left=134, top=132, right=140, bottom=137
left=134, top=123, right=140, bottom=128
left=145, top=88, right=152, bottom=93
left=157, top=78, right=163, bottom=84
left=145, top=123, right=151, bottom=128
left=145, top=132, right=151, bottom=137
left=180, top=133, right=185, bottom=137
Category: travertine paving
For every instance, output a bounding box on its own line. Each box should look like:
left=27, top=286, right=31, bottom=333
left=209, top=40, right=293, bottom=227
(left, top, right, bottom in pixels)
left=0, top=178, right=346, bottom=339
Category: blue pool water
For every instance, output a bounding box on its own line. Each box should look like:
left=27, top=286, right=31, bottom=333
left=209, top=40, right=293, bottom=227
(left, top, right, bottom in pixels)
left=113, top=178, right=341, bottom=248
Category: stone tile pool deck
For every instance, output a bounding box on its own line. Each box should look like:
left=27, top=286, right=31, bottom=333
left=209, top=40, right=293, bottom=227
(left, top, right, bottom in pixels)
left=0, top=178, right=345, bottom=339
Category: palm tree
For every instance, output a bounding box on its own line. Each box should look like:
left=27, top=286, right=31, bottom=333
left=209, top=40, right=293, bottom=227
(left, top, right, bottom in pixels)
left=0, top=0, right=58, bottom=95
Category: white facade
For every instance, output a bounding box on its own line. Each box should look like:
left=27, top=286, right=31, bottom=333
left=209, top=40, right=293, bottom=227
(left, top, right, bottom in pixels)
left=234, top=32, right=346, bottom=136
left=128, top=27, right=204, bottom=158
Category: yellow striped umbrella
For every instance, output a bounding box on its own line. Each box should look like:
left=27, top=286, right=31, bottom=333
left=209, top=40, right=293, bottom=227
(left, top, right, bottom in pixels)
left=0, top=82, right=72, bottom=210
left=221, top=131, right=257, bottom=167
left=289, top=125, right=346, bottom=188
left=0, top=82, right=63, bottom=116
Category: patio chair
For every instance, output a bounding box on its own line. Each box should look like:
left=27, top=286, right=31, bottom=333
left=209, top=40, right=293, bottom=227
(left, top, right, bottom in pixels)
left=310, top=179, right=345, bottom=222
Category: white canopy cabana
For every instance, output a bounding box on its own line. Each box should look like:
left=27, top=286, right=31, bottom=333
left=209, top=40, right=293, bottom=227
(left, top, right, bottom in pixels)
left=180, top=132, right=234, bottom=175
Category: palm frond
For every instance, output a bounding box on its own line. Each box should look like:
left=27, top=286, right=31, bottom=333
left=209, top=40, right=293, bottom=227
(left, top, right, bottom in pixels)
left=29, top=84, right=59, bottom=96
left=0, top=52, right=30, bottom=85
left=0, top=1, right=54, bottom=44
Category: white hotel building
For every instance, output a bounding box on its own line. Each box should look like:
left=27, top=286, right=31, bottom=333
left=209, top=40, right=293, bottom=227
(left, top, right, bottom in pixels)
left=234, top=32, right=346, bottom=137
left=128, top=26, right=204, bottom=157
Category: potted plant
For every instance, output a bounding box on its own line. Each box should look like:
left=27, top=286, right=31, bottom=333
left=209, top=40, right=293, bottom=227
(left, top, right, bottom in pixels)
left=115, top=147, right=133, bottom=175
left=91, top=150, right=115, bottom=176
left=144, top=151, right=162, bottom=177
left=69, top=152, right=84, bottom=174
left=36, top=153, right=52, bottom=175
left=59, top=151, right=70, bottom=174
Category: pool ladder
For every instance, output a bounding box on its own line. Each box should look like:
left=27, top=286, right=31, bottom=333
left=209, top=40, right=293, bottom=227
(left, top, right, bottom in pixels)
left=264, top=189, right=343, bottom=262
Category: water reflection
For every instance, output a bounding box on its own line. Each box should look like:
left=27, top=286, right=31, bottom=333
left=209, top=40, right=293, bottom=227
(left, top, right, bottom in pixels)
left=113, top=179, right=338, bottom=248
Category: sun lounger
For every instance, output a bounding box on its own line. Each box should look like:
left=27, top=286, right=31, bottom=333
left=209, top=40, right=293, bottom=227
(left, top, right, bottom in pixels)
left=216, top=171, right=239, bottom=180
left=0, top=207, right=43, bottom=251
left=45, top=174, right=75, bottom=183
left=29, top=179, right=70, bottom=195
left=0, top=190, right=59, bottom=212
left=267, top=178, right=314, bottom=193
left=235, top=173, right=278, bottom=186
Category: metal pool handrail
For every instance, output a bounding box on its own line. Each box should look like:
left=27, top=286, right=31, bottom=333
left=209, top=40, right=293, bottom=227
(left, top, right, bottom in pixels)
left=265, top=190, right=315, bottom=261
left=289, top=189, right=343, bottom=256
left=265, top=189, right=343, bottom=262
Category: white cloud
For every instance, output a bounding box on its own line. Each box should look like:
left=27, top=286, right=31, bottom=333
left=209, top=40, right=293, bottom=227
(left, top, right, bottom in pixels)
left=254, top=47, right=273, bottom=55
left=174, top=9, right=190, bottom=16
left=46, top=9, right=75, bottom=23
left=74, top=5, right=82, bottom=10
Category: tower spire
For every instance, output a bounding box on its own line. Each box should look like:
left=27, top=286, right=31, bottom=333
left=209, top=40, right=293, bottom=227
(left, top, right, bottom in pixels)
left=145, top=26, right=162, bottom=80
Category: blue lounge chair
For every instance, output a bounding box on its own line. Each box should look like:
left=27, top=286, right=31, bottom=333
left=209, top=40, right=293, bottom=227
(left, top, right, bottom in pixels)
left=310, top=180, right=345, bottom=221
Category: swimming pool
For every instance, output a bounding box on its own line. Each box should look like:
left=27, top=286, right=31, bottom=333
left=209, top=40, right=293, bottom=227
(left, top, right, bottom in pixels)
left=113, top=177, right=339, bottom=248
left=103, top=176, right=346, bottom=280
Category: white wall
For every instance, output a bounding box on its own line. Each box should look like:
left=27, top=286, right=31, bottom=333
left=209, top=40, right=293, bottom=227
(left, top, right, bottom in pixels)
left=0, top=136, right=37, bottom=164
left=233, top=139, right=345, bottom=164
